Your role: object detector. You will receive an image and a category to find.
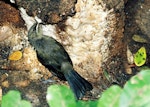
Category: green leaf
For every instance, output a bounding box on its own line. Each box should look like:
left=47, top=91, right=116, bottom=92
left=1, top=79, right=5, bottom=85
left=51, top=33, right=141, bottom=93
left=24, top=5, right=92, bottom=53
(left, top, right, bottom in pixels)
left=20, top=100, right=32, bottom=107
left=134, top=47, right=146, bottom=66
left=1, top=90, right=32, bottom=107
left=120, top=70, right=150, bottom=107
left=77, top=100, right=98, bottom=107
left=46, top=85, right=76, bottom=107
left=98, top=85, right=122, bottom=107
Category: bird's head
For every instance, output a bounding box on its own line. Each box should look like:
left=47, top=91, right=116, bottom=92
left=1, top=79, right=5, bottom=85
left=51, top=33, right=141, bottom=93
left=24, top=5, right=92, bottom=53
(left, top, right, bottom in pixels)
left=28, top=22, right=43, bottom=40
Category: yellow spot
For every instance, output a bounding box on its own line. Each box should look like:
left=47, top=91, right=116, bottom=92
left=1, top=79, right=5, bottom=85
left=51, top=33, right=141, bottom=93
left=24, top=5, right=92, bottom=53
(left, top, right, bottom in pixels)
left=8, top=51, right=22, bottom=61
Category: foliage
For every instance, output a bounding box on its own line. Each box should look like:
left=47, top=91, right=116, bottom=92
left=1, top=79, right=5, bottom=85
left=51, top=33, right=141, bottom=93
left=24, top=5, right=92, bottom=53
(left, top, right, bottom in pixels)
left=98, top=85, right=122, bottom=107
left=120, top=69, right=150, bottom=107
left=1, top=70, right=150, bottom=107
left=46, top=85, right=76, bottom=107
left=47, top=69, right=150, bottom=107
left=46, top=84, right=98, bottom=107
left=1, top=90, right=32, bottom=107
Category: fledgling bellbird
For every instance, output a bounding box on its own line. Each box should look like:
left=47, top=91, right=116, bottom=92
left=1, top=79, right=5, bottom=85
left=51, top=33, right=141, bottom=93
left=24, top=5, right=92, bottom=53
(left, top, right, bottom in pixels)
left=28, top=22, right=93, bottom=99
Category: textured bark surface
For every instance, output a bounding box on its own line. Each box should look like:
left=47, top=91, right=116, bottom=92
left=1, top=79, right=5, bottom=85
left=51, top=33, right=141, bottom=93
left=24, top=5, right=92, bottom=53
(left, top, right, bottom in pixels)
left=15, top=0, right=77, bottom=24
left=0, top=1, right=25, bottom=27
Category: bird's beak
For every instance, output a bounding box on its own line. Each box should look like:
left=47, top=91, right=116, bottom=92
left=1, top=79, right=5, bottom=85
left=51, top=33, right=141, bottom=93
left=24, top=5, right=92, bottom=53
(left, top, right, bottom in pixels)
left=28, top=22, right=38, bottom=36
left=36, top=23, right=43, bottom=36
left=28, top=22, right=43, bottom=38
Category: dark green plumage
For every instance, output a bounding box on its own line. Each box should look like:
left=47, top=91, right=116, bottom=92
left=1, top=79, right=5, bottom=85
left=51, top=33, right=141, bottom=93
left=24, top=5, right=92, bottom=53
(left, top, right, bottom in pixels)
left=28, top=23, right=93, bottom=99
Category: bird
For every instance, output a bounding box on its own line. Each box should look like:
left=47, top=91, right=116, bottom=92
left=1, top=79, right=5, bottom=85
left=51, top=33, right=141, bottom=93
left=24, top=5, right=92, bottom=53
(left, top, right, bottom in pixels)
left=28, top=22, right=93, bottom=99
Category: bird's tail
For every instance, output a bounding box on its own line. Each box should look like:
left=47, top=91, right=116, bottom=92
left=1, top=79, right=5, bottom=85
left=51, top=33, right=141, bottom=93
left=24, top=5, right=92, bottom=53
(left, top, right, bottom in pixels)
left=64, top=70, right=93, bottom=99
